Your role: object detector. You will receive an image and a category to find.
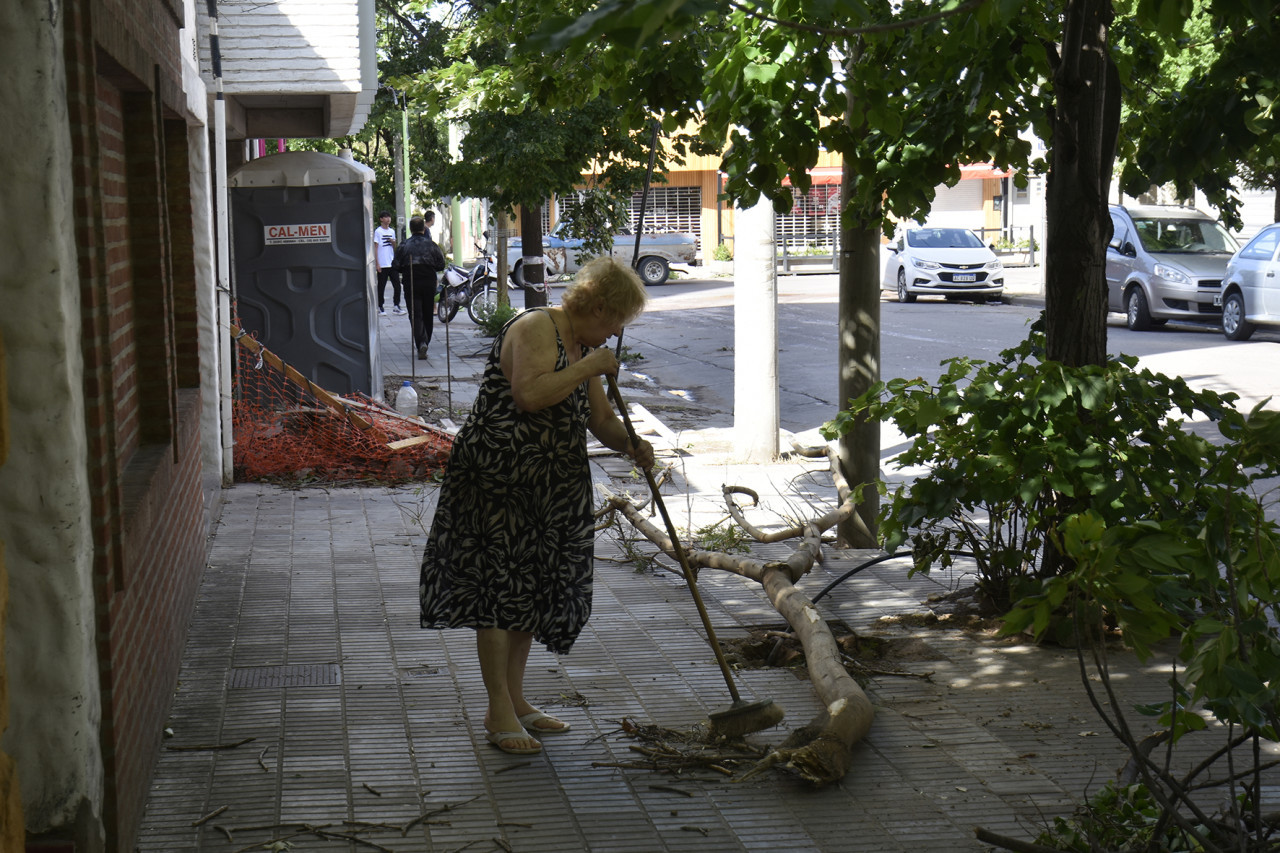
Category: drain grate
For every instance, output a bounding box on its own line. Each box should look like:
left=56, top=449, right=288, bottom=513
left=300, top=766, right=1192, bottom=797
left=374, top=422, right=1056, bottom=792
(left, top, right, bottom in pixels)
left=229, top=664, right=342, bottom=689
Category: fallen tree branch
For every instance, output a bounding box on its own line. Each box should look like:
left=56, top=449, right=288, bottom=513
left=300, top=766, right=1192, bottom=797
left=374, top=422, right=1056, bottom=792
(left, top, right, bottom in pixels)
left=166, top=737, right=255, bottom=752
left=973, top=827, right=1069, bottom=853
left=603, top=491, right=797, bottom=582
left=723, top=485, right=805, bottom=542
left=738, top=566, right=875, bottom=785
left=597, top=442, right=876, bottom=785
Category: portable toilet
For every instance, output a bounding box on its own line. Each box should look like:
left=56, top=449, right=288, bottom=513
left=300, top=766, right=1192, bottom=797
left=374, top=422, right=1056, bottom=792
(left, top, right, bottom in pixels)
left=229, top=150, right=382, bottom=400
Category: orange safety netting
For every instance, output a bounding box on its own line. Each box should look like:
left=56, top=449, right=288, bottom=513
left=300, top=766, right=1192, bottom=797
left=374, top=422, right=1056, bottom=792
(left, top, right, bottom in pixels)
left=231, top=321, right=452, bottom=484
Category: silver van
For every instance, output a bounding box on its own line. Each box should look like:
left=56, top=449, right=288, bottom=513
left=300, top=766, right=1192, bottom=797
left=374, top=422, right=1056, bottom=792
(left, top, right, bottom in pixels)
left=1106, top=204, right=1240, bottom=330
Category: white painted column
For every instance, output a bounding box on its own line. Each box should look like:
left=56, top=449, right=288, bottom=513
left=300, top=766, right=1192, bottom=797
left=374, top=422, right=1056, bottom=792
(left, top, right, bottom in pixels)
left=733, top=195, right=780, bottom=462
left=214, top=96, right=234, bottom=485
left=189, top=125, right=224, bottom=495
left=0, top=3, right=105, bottom=836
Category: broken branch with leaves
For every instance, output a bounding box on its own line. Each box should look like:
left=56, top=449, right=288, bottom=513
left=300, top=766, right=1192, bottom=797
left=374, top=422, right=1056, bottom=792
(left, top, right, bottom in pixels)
left=599, top=444, right=875, bottom=785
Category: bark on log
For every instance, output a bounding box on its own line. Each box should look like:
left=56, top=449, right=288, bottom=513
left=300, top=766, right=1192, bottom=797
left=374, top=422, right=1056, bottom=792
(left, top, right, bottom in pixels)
left=724, top=485, right=805, bottom=542
left=748, top=565, right=875, bottom=784
left=596, top=442, right=877, bottom=785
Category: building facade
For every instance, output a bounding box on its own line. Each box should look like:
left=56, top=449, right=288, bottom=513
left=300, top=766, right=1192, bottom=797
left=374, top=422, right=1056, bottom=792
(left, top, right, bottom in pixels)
left=0, top=2, right=374, bottom=851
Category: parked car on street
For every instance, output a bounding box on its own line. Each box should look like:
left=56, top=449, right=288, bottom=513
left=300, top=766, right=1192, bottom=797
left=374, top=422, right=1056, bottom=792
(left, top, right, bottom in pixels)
left=1105, top=204, right=1240, bottom=330
left=507, top=223, right=698, bottom=286
left=1218, top=222, right=1280, bottom=341
left=882, top=227, right=1004, bottom=303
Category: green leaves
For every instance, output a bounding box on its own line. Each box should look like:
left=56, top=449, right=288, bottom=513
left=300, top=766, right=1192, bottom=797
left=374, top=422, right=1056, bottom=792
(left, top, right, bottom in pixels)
left=826, top=321, right=1280, bottom=720
left=1119, top=2, right=1280, bottom=231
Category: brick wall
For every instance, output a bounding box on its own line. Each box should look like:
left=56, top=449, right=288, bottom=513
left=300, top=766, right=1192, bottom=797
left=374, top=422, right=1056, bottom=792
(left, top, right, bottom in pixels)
left=57, top=0, right=209, bottom=850
left=107, top=393, right=206, bottom=849
left=97, top=83, right=141, bottom=471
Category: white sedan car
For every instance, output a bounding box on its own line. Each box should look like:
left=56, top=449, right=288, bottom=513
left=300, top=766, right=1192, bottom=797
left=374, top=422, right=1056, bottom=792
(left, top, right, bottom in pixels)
left=1219, top=223, right=1280, bottom=341
left=883, top=227, right=1004, bottom=303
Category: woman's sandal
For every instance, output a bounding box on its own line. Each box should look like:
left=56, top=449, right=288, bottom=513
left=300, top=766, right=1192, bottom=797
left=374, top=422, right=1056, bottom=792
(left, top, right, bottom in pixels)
left=485, top=730, right=542, bottom=755
left=518, top=711, right=571, bottom=734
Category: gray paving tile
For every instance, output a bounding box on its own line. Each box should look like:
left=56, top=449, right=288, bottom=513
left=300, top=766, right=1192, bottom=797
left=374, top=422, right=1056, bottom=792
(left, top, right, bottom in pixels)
left=138, top=468, right=1280, bottom=852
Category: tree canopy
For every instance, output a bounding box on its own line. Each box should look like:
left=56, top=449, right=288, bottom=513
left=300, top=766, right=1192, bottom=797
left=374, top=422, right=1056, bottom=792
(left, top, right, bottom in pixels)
left=386, top=0, right=711, bottom=218
left=1118, top=1, right=1280, bottom=225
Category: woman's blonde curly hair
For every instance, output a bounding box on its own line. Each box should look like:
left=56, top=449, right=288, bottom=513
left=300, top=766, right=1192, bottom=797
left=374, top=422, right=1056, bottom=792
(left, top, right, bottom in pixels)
left=560, top=256, right=647, bottom=326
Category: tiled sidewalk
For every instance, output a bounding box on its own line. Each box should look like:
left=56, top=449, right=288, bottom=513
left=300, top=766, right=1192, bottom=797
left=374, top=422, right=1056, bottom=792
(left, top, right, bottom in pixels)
left=136, top=454, right=1197, bottom=852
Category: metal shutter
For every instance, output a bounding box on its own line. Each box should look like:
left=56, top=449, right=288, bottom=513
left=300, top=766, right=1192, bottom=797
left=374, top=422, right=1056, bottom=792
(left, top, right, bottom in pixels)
left=924, top=181, right=984, bottom=229
left=554, top=186, right=703, bottom=251
left=775, top=185, right=842, bottom=253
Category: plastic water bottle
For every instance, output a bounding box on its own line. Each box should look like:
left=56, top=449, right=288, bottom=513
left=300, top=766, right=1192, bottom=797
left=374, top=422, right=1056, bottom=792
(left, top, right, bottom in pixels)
left=394, top=380, right=419, bottom=419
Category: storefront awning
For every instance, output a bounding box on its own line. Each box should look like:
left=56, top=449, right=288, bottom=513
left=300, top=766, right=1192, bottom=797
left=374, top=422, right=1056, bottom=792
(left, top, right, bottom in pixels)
left=958, top=163, right=1011, bottom=180
left=781, top=166, right=844, bottom=187
left=780, top=163, right=1010, bottom=186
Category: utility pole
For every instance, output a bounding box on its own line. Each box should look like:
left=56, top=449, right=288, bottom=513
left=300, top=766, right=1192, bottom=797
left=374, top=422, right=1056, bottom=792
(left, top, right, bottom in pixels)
left=733, top=196, right=779, bottom=462
left=399, top=94, right=410, bottom=236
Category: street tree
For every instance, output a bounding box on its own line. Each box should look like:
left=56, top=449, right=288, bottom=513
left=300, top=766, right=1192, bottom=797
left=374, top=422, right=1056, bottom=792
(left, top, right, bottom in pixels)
left=294, top=3, right=450, bottom=222
left=1118, top=1, right=1280, bottom=225
left=406, top=0, right=1266, bottom=543
left=525, top=0, right=1117, bottom=544
left=387, top=0, right=701, bottom=306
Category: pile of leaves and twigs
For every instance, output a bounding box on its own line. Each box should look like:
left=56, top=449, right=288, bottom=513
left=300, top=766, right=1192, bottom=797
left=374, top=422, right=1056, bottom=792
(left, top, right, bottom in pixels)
left=594, top=717, right=769, bottom=781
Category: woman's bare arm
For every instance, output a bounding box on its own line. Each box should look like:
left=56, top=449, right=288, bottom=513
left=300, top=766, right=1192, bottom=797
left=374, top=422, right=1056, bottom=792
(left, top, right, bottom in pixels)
left=501, top=311, right=618, bottom=412
left=586, top=377, right=655, bottom=469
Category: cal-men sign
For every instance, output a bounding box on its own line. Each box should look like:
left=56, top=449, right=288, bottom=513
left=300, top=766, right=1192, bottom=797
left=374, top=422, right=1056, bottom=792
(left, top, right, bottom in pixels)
left=264, top=223, right=331, bottom=245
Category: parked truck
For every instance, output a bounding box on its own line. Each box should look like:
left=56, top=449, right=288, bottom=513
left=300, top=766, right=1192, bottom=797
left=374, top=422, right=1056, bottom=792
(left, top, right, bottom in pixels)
left=508, top=223, right=698, bottom=286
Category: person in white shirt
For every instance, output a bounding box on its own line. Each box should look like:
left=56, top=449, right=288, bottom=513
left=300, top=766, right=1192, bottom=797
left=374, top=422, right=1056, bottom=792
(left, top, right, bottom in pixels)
left=374, top=211, right=403, bottom=315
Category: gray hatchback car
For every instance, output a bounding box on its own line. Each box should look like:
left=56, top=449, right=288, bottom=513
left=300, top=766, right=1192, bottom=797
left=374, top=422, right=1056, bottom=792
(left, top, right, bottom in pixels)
left=1106, top=204, right=1240, bottom=330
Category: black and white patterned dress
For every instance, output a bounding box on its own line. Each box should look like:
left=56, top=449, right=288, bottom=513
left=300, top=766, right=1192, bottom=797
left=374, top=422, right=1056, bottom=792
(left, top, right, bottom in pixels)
left=419, top=309, right=594, bottom=654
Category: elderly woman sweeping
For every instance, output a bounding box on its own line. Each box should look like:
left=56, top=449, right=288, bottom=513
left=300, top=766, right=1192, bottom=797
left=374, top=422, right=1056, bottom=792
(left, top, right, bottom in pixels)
left=419, top=256, right=654, bottom=755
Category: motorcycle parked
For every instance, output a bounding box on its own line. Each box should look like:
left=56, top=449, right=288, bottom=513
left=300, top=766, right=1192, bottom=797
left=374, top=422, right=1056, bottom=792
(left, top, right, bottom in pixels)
left=436, top=261, right=479, bottom=325
left=436, top=243, right=519, bottom=325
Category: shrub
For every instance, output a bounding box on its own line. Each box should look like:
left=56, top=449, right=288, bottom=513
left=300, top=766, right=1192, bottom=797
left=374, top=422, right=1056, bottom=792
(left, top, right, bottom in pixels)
left=825, top=319, right=1280, bottom=847
left=712, top=242, right=733, bottom=262
left=474, top=301, right=519, bottom=337
left=822, top=319, right=1265, bottom=616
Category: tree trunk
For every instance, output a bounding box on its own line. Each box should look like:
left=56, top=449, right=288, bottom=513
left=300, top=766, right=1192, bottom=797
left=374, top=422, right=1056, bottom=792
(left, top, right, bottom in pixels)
left=1043, top=0, right=1121, bottom=368
left=520, top=204, right=547, bottom=309
left=496, top=208, right=512, bottom=310
left=1039, top=0, right=1122, bottom=580
left=835, top=42, right=880, bottom=549
left=835, top=223, right=881, bottom=548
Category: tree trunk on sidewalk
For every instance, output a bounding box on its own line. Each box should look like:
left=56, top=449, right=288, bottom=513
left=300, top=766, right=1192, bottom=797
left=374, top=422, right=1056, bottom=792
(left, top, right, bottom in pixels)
left=1038, top=0, right=1121, bottom=581
left=520, top=204, right=547, bottom=309
left=835, top=42, right=879, bottom=549
left=1043, top=0, right=1120, bottom=368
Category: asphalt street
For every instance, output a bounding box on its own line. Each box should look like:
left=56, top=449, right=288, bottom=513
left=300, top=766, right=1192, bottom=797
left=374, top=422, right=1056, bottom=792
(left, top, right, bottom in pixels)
left=613, top=272, right=1280, bottom=436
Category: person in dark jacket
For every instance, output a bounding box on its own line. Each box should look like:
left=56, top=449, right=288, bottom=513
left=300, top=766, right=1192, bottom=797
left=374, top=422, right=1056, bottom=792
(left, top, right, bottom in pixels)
left=393, top=215, right=447, bottom=360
